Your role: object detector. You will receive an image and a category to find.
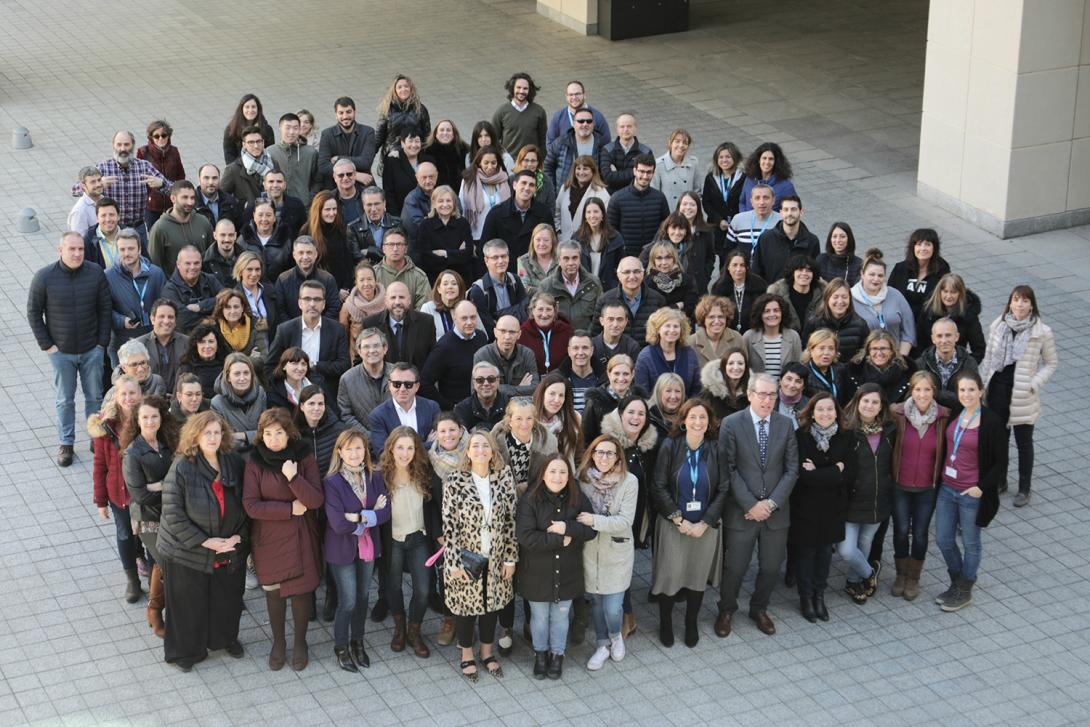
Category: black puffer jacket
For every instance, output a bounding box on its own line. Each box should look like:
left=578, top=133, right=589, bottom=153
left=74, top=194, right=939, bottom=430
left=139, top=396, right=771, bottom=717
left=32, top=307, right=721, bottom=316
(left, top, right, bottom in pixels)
left=238, top=222, right=294, bottom=283
left=845, top=423, right=896, bottom=524
left=606, top=184, right=671, bottom=255
left=162, top=269, right=224, bottom=335
left=27, top=260, right=112, bottom=354
left=843, top=360, right=916, bottom=405
left=516, top=485, right=597, bottom=603
left=122, top=435, right=174, bottom=524
left=375, top=100, right=432, bottom=154
left=298, top=409, right=346, bottom=476
left=803, top=311, right=870, bottom=363
left=159, top=452, right=250, bottom=573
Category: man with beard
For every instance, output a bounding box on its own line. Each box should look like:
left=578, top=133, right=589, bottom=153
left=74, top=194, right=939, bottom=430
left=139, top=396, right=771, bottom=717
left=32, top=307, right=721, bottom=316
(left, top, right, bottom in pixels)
left=71, top=130, right=172, bottom=247
left=148, top=180, right=213, bottom=273
left=318, top=96, right=377, bottom=188
left=202, top=219, right=244, bottom=288
left=193, top=163, right=245, bottom=229
left=68, top=166, right=105, bottom=237
left=491, top=72, right=547, bottom=157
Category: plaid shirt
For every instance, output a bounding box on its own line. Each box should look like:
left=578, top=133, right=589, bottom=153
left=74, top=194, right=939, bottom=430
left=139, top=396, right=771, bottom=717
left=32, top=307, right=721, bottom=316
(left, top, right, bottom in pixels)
left=70, top=158, right=171, bottom=225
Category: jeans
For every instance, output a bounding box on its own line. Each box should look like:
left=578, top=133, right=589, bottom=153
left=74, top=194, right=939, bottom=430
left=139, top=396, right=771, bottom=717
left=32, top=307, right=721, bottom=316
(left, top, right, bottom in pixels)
left=934, top=485, right=983, bottom=580
left=792, top=544, right=833, bottom=597
left=109, top=502, right=139, bottom=571
left=386, top=531, right=431, bottom=622
left=329, top=557, right=375, bottom=647
left=590, top=592, right=625, bottom=647
left=528, top=600, right=572, bottom=655
left=892, top=488, right=937, bottom=560
left=837, top=521, right=881, bottom=581
left=48, top=347, right=104, bottom=445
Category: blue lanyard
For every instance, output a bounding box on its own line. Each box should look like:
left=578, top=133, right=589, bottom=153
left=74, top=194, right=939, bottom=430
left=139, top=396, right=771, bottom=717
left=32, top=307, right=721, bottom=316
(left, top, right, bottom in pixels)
left=858, top=289, right=886, bottom=329
left=950, top=409, right=979, bottom=463
left=539, top=328, right=552, bottom=369
left=718, top=173, right=729, bottom=201
left=809, top=363, right=837, bottom=398
left=132, top=277, right=149, bottom=325
left=686, top=445, right=703, bottom=500
left=484, top=184, right=498, bottom=209
left=749, top=215, right=772, bottom=265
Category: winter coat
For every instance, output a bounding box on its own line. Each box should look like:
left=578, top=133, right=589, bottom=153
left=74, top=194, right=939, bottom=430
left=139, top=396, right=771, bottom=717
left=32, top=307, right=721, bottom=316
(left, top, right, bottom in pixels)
left=650, top=434, right=730, bottom=525
left=194, top=190, right=246, bottom=231
left=979, top=317, right=1058, bottom=426
left=415, top=214, right=474, bottom=281
left=544, top=128, right=610, bottom=192
left=223, top=119, right=274, bottom=165
left=455, top=392, right=510, bottom=432
left=374, top=259, right=430, bottom=311
left=888, top=258, right=952, bottom=322
left=89, top=415, right=128, bottom=509
left=420, top=330, right=489, bottom=409
left=442, top=466, right=519, bottom=616
left=179, top=355, right=226, bottom=400
left=689, top=327, right=744, bottom=369
left=650, top=153, right=700, bottom=212
left=579, top=472, right=637, bottom=595
left=490, top=421, right=559, bottom=496
left=123, top=434, right=173, bottom=524
left=381, top=150, right=431, bottom=216
left=480, top=197, right=554, bottom=261
left=739, top=174, right=797, bottom=213
left=538, top=267, right=604, bottom=332
left=237, top=222, right=295, bottom=284
left=468, top=271, right=529, bottom=332
left=474, top=342, right=541, bottom=397
left=702, top=171, right=745, bottom=233
left=789, top=426, right=854, bottom=545
left=519, top=317, right=573, bottom=375
left=159, top=452, right=250, bottom=574
left=916, top=288, right=987, bottom=363
left=210, top=378, right=267, bottom=448
left=298, top=410, right=347, bottom=476
left=274, top=265, right=342, bottom=321
left=555, top=183, right=610, bottom=241
left=161, top=269, right=223, bottom=334
left=268, top=142, right=320, bottom=205
left=644, top=266, right=698, bottom=320
left=634, top=344, right=701, bottom=397
left=698, top=358, right=750, bottom=422
left=515, top=253, right=557, bottom=299
left=915, top=346, right=979, bottom=409
left=573, top=230, right=625, bottom=291
left=767, top=278, right=827, bottom=332
left=816, top=252, right=863, bottom=287
left=607, top=184, right=670, bottom=255
left=317, top=122, right=377, bottom=188
left=710, top=273, right=769, bottom=333
left=843, top=359, right=916, bottom=404
left=516, top=486, right=597, bottom=602
left=805, top=362, right=848, bottom=406
left=242, top=442, right=324, bottom=595
left=105, top=258, right=166, bottom=350
left=202, top=243, right=242, bottom=289
left=802, top=311, right=870, bottom=363
left=601, top=137, right=653, bottom=193
left=27, top=260, right=112, bottom=354
left=323, top=469, right=390, bottom=565
left=742, top=328, right=803, bottom=374
left=845, top=423, right=897, bottom=524
left=954, top=407, right=1008, bottom=527
left=601, top=410, right=659, bottom=548
left=375, top=100, right=431, bottom=154
left=580, top=384, right=648, bottom=446
left=752, top=221, right=821, bottom=284
left=590, top=284, right=666, bottom=344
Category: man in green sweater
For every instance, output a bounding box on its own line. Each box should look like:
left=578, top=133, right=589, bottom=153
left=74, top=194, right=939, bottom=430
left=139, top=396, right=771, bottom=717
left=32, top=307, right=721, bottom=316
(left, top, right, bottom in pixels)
left=491, top=72, right=547, bottom=158
left=148, top=180, right=213, bottom=273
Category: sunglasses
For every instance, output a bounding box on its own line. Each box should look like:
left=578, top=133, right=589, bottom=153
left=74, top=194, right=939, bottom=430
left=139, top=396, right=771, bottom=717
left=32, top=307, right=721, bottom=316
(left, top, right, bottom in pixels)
left=575, top=118, right=594, bottom=124
left=335, top=172, right=354, bottom=178
left=390, top=380, right=417, bottom=389
left=474, top=376, right=498, bottom=384
left=152, top=133, right=170, bottom=139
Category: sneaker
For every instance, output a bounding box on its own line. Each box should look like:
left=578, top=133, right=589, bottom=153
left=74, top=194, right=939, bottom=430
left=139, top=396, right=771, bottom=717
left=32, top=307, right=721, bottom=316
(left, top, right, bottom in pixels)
left=609, top=634, right=625, bottom=662
left=587, top=646, right=610, bottom=671
left=245, top=559, right=259, bottom=590
left=940, top=578, right=974, bottom=612
left=497, top=628, right=513, bottom=656
left=1013, top=491, right=1031, bottom=508
left=136, top=557, right=150, bottom=579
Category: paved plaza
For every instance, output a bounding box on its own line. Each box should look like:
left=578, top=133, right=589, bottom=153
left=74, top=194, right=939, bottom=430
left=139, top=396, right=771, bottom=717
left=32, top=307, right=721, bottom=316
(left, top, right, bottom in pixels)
left=1, top=0, right=1089, bottom=724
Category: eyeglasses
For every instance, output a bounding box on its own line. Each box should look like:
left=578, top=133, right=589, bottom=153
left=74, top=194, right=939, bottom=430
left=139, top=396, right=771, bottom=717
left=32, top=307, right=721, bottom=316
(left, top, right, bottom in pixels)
left=335, top=172, right=354, bottom=178
left=752, top=391, right=777, bottom=400
left=242, top=139, right=264, bottom=146
left=151, top=133, right=170, bottom=140
left=390, top=380, right=417, bottom=389
left=385, top=241, right=407, bottom=248
left=593, top=449, right=618, bottom=458
left=474, top=376, right=499, bottom=384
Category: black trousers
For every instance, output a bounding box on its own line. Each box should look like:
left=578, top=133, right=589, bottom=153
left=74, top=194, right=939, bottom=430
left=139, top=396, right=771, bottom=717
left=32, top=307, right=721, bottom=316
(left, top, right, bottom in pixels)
left=988, top=379, right=1035, bottom=493
left=163, top=559, right=246, bottom=666
left=867, top=517, right=890, bottom=564
left=792, top=543, right=834, bottom=597
left=453, top=569, right=502, bottom=648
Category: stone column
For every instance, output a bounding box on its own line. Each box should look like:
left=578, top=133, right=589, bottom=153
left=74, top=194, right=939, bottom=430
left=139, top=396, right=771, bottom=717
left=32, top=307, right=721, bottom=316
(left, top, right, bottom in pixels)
left=917, top=0, right=1090, bottom=237
left=536, top=0, right=598, bottom=35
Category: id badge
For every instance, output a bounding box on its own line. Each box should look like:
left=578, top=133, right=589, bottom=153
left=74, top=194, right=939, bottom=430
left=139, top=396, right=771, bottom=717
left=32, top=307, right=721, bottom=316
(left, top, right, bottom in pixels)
left=944, top=466, right=958, bottom=480
left=686, top=500, right=701, bottom=512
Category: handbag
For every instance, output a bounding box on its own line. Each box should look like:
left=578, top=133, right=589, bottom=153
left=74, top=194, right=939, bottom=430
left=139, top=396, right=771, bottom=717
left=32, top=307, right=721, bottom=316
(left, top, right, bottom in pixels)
left=459, top=549, right=489, bottom=580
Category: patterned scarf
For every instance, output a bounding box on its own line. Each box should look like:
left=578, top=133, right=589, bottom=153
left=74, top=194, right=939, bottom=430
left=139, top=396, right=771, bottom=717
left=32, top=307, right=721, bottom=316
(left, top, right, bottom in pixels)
left=904, top=397, right=938, bottom=438
left=241, top=149, right=275, bottom=178
left=342, top=282, right=386, bottom=323
left=995, top=313, right=1035, bottom=369
left=341, top=463, right=369, bottom=505
left=428, top=431, right=468, bottom=481
left=810, top=421, right=838, bottom=452
left=652, top=268, right=682, bottom=294
left=585, top=466, right=621, bottom=515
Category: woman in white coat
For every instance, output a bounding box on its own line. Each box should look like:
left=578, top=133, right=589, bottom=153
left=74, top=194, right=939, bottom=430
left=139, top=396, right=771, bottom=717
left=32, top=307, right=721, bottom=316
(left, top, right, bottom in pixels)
left=576, top=433, right=637, bottom=671
left=555, top=156, right=610, bottom=241
left=979, top=285, right=1058, bottom=507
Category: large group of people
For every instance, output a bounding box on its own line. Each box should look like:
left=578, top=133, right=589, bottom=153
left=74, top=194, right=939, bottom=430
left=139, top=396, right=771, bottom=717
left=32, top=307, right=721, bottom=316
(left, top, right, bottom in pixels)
left=30, top=73, right=1059, bottom=679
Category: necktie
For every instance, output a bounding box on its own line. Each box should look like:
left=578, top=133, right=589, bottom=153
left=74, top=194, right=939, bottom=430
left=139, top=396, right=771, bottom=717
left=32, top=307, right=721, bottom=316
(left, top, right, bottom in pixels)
left=758, top=419, right=768, bottom=469
left=392, top=321, right=402, bottom=352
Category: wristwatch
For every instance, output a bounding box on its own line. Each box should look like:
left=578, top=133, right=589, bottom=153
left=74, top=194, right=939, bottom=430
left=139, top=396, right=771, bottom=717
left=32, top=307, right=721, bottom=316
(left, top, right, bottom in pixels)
left=766, top=499, right=778, bottom=512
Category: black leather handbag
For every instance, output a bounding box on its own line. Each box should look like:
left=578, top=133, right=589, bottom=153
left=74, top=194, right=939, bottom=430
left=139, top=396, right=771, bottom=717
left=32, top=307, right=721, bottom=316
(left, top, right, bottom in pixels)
left=459, top=549, right=489, bottom=580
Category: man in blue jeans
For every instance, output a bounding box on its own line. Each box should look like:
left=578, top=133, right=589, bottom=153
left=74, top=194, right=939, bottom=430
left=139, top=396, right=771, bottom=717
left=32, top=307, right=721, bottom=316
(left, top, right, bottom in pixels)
left=26, top=231, right=113, bottom=466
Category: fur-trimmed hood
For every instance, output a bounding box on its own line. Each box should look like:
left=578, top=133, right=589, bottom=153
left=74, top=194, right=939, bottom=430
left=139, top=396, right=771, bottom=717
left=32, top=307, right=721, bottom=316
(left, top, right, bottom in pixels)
left=87, top=412, right=120, bottom=441
left=600, top=407, right=658, bottom=453
left=700, top=358, right=730, bottom=399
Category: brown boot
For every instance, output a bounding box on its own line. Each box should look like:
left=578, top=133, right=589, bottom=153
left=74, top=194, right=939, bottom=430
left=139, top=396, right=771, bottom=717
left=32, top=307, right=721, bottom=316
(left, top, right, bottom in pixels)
left=291, top=595, right=311, bottom=671
left=390, top=613, right=406, bottom=652
left=146, top=564, right=165, bottom=638
left=891, top=557, right=909, bottom=598
left=903, top=558, right=924, bottom=601
left=436, top=616, right=456, bottom=646
left=406, top=622, right=430, bottom=658
left=265, top=591, right=287, bottom=671
left=622, top=612, right=637, bottom=637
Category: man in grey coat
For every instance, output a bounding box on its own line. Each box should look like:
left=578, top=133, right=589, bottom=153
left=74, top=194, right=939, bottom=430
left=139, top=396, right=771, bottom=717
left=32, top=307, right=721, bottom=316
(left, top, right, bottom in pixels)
left=336, top=327, right=393, bottom=430
left=473, top=315, right=539, bottom=397
left=715, top=373, right=799, bottom=638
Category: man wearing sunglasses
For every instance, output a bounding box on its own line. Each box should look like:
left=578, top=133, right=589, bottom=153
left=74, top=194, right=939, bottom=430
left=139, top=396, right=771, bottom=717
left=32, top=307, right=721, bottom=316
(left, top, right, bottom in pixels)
left=473, top=314, right=539, bottom=397
left=454, top=362, right=510, bottom=431
left=543, top=106, right=610, bottom=191
left=367, top=362, right=439, bottom=457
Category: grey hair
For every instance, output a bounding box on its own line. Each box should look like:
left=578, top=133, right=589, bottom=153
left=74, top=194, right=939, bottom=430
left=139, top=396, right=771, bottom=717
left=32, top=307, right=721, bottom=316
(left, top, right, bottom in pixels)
left=78, top=166, right=102, bottom=182
left=472, top=361, right=500, bottom=377
left=333, top=158, right=356, bottom=172
left=747, top=372, right=777, bottom=393
left=117, top=227, right=141, bottom=243
left=481, top=239, right=508, bottom=256
left=117, top=340, right=150, bottom=365
left=355, top=327, right=386, bottom=348
left=557, top=240, right=582, bottom=255
left=362, top=185, right=385, bottom=200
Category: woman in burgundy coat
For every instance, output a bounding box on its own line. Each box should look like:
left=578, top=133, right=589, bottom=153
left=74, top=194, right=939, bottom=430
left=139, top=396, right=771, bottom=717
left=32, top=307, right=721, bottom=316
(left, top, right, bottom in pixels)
left=243, top=407, right=324, bottom=672
left=136, top=119, right=186, bottom=230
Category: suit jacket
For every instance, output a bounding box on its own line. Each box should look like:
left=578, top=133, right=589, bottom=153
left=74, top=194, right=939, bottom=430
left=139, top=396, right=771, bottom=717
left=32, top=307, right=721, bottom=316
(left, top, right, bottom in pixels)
left=480, top=198, right=554, bottom=262
left=265, top=316, right=350, bottom=404
left=360, top=309, right=436, bottom=370
left=366, top=396, right=440, bottom=457
left=719, top=408, right=799, bottom=531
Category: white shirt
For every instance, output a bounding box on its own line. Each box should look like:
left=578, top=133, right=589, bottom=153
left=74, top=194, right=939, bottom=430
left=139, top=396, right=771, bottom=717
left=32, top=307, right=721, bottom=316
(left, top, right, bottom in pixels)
left=748, top=407, right=771, bottom=442
left=471, top=472, right=493, bottom=556
left=300, top=317, right=322, bottom=363
left=394, top=398, right=419, bottom=432
left=67, top=194, right=98, bottom=238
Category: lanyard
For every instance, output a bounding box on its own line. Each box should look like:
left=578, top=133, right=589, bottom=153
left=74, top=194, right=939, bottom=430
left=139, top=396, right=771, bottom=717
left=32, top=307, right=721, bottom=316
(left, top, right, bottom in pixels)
left=132, top=277, right=149, bottom=325
left=950, top=409, right=979, bottom=463
left=749, top=215, right=772, bottom=265
left=539, top=328, right=552, bottom=369
left=733, top=285, right=745, bottom=329
left=809, top=362, right=837, bottom=398
left=858, top=289, right=886, bottom=329
left=483, top=184, right=498, bottom=209
left=686, top=445, right=703, bottom=501
left=719, top=173, right=729, bottom=201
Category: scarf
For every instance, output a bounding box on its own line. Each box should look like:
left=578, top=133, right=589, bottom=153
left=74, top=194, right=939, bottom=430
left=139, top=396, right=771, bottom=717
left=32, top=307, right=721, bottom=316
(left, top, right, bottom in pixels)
left=341, top=463, right=369, bottom=506
left=220, top=317, right=251, bottom=353
left=904, top=397, right=938, bottom=438
left=428, top=431, right=469, bottom=481
left=652, top=268, right=682, bottom=294
left=996, top=313, right=1035, bottom=369
left=779, top=390, right=803, bottom=407
left=252, top=440, right=307, bottom=471
left=851, top=281, right=888, bottom=311
left=342, top=281, right=386, bottom=323
left=533, top=169, right=545, bottom=195
left=241, top=149, right=274, bottom=178
left=585, top=466, right=621, bottom=515
left=568, top=181, right=588, bottom=219
left=810, top=421, right=838, bottom=452
left=463, top=168, right=510, bottom=232
left=858, top=419, right=883, bottom=435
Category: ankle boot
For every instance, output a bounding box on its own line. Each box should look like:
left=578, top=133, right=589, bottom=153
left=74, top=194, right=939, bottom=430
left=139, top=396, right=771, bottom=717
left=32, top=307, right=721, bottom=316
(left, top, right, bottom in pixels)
left=291, top=595, right=311, bottom=671
left=891, top=557, right=909, bottom=598
left=436, top=616, right=456, bottom=646
left=124, top=569, right=143, bottom=604
left=532, top=650, right=548, bottom=679
left=334, top=645, right=357, bottom=672
left=903, top=558, right=924, bottom=601
left=800, top=595, right=817, bottom=623
left=935, top=570, right=960, bottom=606
left=813, top=592, right=829, bottom=621
left=350, top=638, right=369, bottom=668
left=658, top=598, right=674, bottom=647
left=940, top=577, right=974, bottom=612
left=391, top=613, right=406, bottom=652
left=407, top=622, right=430, bottom=658
left=265, top=591, right=287, bottom=671
left=146, top=564, right=165, bottom=638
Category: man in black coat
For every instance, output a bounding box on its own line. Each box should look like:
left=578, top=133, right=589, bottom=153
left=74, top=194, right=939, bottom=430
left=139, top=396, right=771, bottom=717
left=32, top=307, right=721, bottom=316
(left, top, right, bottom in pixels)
left=590, top=257, right=665, bottom=345
left=317, top=96, right=377, bottom=189
left=467, top=239, right=529, bottom=332
left=194, top=163, right=246, bottom=230
left=201, top=219, right=244, bottom=289
left=161, top=246, right=224, bottom=334
left=360, top=281, right=436, bottom=370
left=453, top=361, right=510, bottom=430
left=26, top=232, right=112, bottom=466
left=916, top=318, right=979, bottom=409
left=265, top=279, right=350, bottom=405
left=601, top=113, right=654, bottom=193
left=606, top=154, right=669, bottom=256
left=420, top=301, right=488, bottom=409
left=751, top=195, right=820, bottom=283
left=243, top=169, right=307, bottom=236
left=480, top=170, right=553, bottom=261
left=591, top=300, right=643, bottom=369
left=274, top=236, right=341, bottom=321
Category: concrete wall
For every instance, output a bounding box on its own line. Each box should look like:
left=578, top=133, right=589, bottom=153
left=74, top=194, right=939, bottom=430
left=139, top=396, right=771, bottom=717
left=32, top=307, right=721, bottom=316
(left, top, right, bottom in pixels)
left=537, top=0, right=598, bottom=35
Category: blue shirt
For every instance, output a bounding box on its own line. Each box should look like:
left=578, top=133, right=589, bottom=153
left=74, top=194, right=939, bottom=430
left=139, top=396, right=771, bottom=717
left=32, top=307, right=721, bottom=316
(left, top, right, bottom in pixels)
left=622, top=289, right=642, bottom=317
left=491, top=276, right=511, bottom=310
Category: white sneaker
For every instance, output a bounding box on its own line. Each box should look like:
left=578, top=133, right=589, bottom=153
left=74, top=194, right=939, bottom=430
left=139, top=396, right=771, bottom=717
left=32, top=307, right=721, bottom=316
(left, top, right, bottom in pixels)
left=498, top=629, right=513, bottom=649
left=245, top=559, right=259, bottom=590
left=609, top=634, right=625, bottom=662
left=587, top=646, right=610, bottom=671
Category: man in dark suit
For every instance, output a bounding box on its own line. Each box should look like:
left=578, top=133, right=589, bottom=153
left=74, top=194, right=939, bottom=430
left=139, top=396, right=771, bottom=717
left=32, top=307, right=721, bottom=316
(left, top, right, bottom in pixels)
left=367, top=363, right=439, bottom=457
left=480, top=170, right=553, bottom=261
left=361, top=281, right=435, bottom=370
left=716, top=372, right=799, bottom=637
left=265, top=279, right=350, bottom=405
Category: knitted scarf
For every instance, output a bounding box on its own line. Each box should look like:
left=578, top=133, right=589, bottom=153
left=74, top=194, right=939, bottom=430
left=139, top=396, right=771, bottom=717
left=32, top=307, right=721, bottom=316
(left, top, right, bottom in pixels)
left=463, top=169, right=510, bottom=232
left=994, top=313, right=1035, bottom=370
left=585, top=466, right=621, bottom=515
left=652, top=267, right=682, bottom=294
left=241, top=149, right=275, bottom=178
left=428, top=431, right=469, bottom=481
left=810, top=421, right=838, bottom=452
left=342, top=281, right=386, bottom=323
left=903, top=398, right=938, bottom=438
left=220, top=318, right=251, bottom=353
